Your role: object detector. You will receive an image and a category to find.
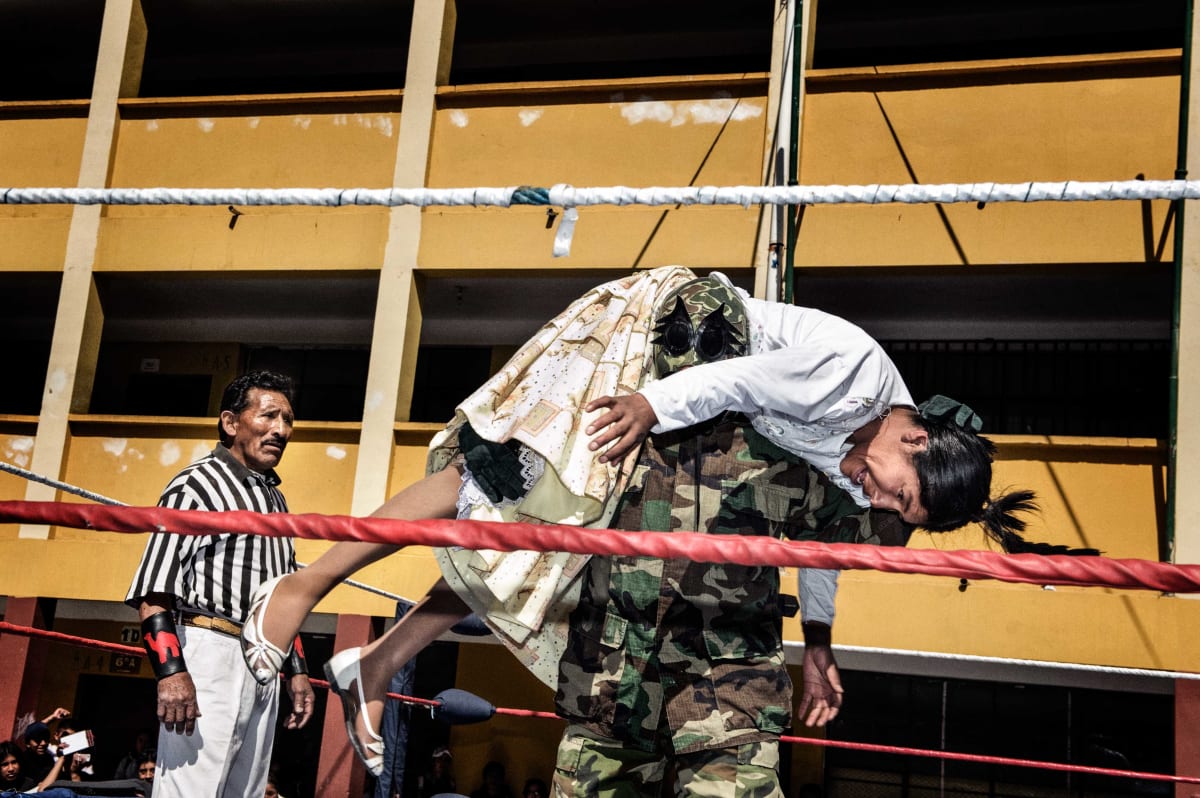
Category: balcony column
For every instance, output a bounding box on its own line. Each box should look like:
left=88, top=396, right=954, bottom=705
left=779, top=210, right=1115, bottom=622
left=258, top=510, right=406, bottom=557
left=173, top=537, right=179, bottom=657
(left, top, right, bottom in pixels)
left=352, top=0, right=457, bottom=515
left=21, top=0, right=146, bottom=537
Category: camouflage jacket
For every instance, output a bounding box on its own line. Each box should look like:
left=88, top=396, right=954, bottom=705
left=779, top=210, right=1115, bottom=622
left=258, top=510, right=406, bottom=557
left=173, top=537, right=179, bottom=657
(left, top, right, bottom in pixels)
left=554, top=414, right=911, bottom=754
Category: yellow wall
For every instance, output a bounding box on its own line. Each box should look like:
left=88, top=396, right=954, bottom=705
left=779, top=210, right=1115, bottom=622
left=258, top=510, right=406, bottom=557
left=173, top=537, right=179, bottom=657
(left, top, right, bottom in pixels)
left=0, top=115, right=88, bottom=271
left=422, top=80, right=771, bottom=269
left=95, top=102, right=402, bottom=272
left=797, top=73, right=1178, bottom=266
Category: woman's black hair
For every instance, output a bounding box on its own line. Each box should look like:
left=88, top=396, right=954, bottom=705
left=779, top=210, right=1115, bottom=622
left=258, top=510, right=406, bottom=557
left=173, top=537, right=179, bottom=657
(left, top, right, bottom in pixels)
left=0, top=740, right=20, bottom=774
left=910, top=408, right=1098, bottom=555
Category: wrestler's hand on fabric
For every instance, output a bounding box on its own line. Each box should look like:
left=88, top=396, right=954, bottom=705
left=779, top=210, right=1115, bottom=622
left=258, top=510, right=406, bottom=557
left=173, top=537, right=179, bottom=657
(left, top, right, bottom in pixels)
left=584, top=393, right=658, bottom=464
left=157, top=672, right=201, bottom=735
left=285, top=674, right=315, bottom=729
left=798, top=640, right=843, bottom=728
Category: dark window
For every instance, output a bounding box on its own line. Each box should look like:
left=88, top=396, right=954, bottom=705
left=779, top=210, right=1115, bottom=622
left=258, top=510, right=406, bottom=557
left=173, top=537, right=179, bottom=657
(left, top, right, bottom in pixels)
left=0, top=0, right=102, bottom=101
left=827, top=671, right=1174, bottom=797
left=814, top=0, right=1187, bottom=69
left=139, top=0, right=413, bottom=97
left=409, top=346, right=493, bottom=424
left=244, top=347, right=370, bottom=422
left=0, top=274, right=60, bottom=414
left=123, top=373, right=213, bottom=416
left=883, top=340, right=1171, bottom=438
left=450, top=0, right=774, bottom=85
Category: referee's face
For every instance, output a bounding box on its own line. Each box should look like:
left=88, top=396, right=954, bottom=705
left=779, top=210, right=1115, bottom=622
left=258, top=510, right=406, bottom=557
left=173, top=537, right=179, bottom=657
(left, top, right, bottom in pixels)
left=222, top=388, right=295, bottom=473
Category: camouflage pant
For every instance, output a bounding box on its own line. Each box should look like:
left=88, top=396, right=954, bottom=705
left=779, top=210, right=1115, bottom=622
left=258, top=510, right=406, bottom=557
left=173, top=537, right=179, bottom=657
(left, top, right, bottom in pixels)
left=553, top=724, right=784, bottom=798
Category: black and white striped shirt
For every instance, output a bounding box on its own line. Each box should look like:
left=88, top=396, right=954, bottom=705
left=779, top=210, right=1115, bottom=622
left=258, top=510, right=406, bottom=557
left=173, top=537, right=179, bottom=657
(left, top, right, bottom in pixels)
left=125, top=444, right=295, bottom=624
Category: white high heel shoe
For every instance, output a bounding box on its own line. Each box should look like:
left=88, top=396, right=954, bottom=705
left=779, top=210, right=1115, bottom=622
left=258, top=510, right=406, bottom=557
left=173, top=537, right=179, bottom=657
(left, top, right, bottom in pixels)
left=324, top=647, right=385, bottom=777
left=324, top=648, right=384, bottom=772
left=241, top=574, right=291, bottom=685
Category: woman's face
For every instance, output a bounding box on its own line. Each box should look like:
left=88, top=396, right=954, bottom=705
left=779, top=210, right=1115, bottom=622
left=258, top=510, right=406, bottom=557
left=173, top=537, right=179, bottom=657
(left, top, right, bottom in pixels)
left=138, top=761, right=155, bottom=782
left=1, top=754, right=19, bottom=783
left=841, top=414, right=930, bottom=525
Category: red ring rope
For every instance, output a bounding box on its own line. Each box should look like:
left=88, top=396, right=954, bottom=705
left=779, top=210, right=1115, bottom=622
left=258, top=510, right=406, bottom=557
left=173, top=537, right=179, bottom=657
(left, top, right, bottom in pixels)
left=1, top=621, right=1194, bottom=786
left=1, top=500, right=1197, bottom=593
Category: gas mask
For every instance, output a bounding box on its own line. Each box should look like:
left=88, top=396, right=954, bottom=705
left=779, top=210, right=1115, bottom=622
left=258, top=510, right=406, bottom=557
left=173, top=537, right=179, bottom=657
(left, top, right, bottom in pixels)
left=651, top=275, right=749, bottom=378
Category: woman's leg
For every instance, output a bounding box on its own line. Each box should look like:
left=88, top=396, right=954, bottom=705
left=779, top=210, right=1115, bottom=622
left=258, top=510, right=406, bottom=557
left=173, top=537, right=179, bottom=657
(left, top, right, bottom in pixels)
left=254, top=465, right=465, bottom=657
left=342, top=577, right=472, bottom=751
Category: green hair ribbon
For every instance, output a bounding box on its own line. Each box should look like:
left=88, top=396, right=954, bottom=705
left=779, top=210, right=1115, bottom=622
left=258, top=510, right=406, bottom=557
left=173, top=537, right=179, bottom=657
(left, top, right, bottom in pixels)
left=917, top=395, right=983, bottom=433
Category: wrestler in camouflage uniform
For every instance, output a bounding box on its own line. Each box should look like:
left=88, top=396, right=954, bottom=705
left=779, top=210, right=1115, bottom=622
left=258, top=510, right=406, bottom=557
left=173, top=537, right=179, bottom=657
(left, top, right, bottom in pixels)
left=551, top=276, right=913, bottom=797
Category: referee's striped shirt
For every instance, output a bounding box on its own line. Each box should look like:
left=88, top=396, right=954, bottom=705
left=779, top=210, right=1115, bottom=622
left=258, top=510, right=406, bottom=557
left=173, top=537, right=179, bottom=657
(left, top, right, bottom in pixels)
left=125, top=443, right=295, bottom=624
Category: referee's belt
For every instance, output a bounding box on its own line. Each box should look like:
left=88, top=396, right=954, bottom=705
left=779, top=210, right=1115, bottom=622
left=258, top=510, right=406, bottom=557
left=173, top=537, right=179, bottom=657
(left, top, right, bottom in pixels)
left=179, top=613, right=242, bottom=637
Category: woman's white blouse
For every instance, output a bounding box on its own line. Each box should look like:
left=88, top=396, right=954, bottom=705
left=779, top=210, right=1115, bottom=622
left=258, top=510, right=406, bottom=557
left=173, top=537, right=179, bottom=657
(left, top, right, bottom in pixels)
left=637, top=287, right=916, bottom=625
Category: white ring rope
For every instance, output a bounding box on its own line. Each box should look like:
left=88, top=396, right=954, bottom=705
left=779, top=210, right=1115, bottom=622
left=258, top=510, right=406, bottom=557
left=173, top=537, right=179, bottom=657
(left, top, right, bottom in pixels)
left=3, top=179, right=1196, bottom=208
left=4, top=178, right=1195, bottom=256
left=0, top=459, right=411, bottom=606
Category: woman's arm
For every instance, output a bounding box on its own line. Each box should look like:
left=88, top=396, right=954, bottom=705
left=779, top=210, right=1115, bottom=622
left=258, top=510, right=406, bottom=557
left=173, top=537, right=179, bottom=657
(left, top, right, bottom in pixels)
left=35, top=752, right=68, bottom=791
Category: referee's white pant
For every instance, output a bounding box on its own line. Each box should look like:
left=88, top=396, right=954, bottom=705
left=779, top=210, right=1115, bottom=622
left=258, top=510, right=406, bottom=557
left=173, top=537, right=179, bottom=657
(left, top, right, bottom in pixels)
left=154, top=625, right=279, bottom=798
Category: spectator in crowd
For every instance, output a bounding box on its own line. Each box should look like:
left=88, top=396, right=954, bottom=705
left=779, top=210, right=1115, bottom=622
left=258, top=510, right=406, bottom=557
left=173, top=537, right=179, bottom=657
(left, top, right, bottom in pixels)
left=0, top=740, right=37, bottom=793
left=417, top=747, right=456, bottom=798
left=49, top=719, right=77, bottom=753
left=469, top=761, right=514, bottom=798
left=20, top=723, right=54, bottom=785
left=0, top=739, right=73, bottom=797
left=48, top=718, right=91, bottom=785
left=135, top=751, right=156, bottom=789
left=113, top=729, right=153, bottom=781
left=521, top=777, right=547, bottom=798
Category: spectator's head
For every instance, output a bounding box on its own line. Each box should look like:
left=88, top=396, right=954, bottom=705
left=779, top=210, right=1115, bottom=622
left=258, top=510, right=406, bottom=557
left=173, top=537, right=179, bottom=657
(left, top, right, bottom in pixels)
left=132, top=729, right=152, bottom=754
left=264, top=777, right=281, bottom=798
left=480, top=760, right=507, bottom=793
left=218, top=370, right=296, bottom=473
left=523, top=777, right=548, bottom=798
left=53, top=718, right=79, bottom=745
left=136, top=751, right=156, bottom=783
left=23, top=723, right=51, bottom=755
left=0, top=741, right=22, bottom=784
left=431, top=746, right=452, bottom=775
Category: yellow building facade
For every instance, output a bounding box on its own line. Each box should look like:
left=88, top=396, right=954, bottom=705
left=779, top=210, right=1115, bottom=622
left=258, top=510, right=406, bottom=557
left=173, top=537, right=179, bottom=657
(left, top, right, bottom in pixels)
left=1, top=1, right=1197, bottom=796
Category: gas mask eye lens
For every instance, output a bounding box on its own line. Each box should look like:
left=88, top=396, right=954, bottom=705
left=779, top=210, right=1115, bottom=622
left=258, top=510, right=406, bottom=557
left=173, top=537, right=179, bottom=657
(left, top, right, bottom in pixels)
left=662, top=321, right=694, bottom=356
left=696, top=322, right=728, bottom=361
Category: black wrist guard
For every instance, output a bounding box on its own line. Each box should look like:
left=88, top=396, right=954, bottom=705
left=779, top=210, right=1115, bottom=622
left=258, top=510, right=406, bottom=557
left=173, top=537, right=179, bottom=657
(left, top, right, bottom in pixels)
left=281, top=635, right=308, bottom=677
left=802, top=621, right=832, bottom=647
left=141, top=611, right=187, bottom=680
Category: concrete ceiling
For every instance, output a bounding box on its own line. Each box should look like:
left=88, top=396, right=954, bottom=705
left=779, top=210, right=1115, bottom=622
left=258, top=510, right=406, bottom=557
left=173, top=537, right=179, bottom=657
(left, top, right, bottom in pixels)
left=0, top=0, right=1185, bottom=100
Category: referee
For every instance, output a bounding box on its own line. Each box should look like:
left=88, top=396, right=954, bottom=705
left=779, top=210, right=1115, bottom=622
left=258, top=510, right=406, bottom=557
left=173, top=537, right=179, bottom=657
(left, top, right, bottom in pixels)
left=126, top=370, right=315, bottom=798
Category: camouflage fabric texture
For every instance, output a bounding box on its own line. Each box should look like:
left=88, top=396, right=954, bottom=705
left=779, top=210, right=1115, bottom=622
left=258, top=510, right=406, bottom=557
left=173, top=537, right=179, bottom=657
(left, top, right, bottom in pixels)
left=555, top=414, right=913, bottom=759
left=651, top=273, right=749, bottom=379
left=553, top=724, right=782, bottom=798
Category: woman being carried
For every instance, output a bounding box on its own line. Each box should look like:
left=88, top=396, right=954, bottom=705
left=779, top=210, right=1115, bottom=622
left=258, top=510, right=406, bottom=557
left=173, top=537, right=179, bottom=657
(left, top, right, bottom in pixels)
left=239, top=267, right=1084, bottom=775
